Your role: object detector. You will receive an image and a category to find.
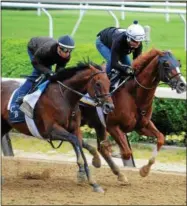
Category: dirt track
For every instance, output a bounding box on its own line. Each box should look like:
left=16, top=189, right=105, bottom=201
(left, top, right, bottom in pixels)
left=2, top=157, right=186, bottom=205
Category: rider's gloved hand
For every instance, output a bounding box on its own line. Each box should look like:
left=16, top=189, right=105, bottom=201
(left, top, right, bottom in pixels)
left=123, top=65, right=134, bottom=76
left=45, top=71, right=57, bottom=82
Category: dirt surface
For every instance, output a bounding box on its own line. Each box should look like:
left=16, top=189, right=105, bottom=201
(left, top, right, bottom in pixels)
left=2, top=157, right=186, bottom=205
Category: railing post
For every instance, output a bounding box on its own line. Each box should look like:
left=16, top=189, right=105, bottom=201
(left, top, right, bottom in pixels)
left=41, top=8, right=53, bottom=37
left=179, top=14, right=186, bottom=51
left=37, top=2, right=41, bottom=16
left=165, top=0, right=170, bottom=22
left=144, top=25, right=151, bottom=49
left=121, top=4, right=125, bottom=20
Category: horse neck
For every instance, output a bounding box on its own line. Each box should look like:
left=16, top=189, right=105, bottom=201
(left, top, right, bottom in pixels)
left=134, top=56, right=160, bottom=109
left=61, top=69, right=93, bottom=108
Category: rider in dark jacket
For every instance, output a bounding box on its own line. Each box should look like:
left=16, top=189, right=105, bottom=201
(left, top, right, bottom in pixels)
left=96, top=20, right=145, bottom=75
left=16, top=35, right=75, bottom=104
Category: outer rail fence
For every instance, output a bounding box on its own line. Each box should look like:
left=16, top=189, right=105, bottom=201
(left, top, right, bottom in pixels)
left=1, top=2, right=186, bottom=50
left=2, top=77, right=186, bottom=99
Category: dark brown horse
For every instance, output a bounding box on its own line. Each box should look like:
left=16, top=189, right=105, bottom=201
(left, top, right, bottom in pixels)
left=1, top=61, right=114, bottom=192
left=79, top=49, right=186, bottom=184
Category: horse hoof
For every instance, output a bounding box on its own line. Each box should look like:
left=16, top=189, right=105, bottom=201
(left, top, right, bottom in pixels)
left=92, top=157, right=101, bottom=168
left=77, top=171, right=87, bottom=184
left=118, top=175, right=130, bottom=185
left=93, top=186, right=105, bottom=193
left=139, top=166, right=150, bottom=177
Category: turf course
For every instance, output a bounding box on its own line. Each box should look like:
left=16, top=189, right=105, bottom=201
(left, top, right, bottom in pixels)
left=2, top=9, right=186, bottom=77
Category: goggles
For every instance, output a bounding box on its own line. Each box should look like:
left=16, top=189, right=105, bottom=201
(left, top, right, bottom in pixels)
left=59, top=46, right=73, bottom=53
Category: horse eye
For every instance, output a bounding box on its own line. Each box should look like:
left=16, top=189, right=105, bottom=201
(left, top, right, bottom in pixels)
left=96, top=82, right=101, bottom=88
left=163, top=61, right=169, bottom=68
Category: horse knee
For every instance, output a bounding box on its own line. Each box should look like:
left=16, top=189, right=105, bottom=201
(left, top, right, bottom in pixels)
left=157, top=133, right=165, bottom=149
left=121, top=150, right=132, bottom=160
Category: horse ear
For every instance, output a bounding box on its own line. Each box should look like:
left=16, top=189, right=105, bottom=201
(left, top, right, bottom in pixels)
left=178, top=59, right=182, bottom=67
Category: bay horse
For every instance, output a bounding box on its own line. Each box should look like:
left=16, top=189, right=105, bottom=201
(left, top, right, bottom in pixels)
left=1, top=61, right=114, bottom=192
left=79, top=49, right=186, bottom=184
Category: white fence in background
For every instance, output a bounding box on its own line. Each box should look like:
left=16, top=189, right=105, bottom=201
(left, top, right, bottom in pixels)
left=2, top=78, right=186, bottom=100
left=1, top=2, right=186, bottom=50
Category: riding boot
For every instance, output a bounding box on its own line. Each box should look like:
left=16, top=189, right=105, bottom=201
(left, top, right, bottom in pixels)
left=15, top=96, right=24, bottom=105
left=16, top=79, right=33, bottom=105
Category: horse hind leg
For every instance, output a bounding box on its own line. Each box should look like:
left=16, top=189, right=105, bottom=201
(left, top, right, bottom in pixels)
left=1, top=117, right=12, bottom=137
left=106, top=125, right=132, bottom=185
left=82, top=140, right=101, bottom=168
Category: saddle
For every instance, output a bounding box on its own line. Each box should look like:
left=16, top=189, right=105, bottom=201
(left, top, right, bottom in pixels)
left=108, top=69, right=131, bottom=91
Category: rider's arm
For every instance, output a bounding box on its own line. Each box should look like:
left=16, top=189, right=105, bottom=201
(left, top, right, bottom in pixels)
left=111, top=37, right=128, bottom=73
left=55, top=57, right=70, bottom=72
left=133, top=42, right=143, bottom=60
left=31, top=42, right=54, bottom=75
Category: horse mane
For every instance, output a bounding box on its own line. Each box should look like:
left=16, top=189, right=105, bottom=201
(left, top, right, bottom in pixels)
left=132, top=48, right=163, bottom=71
left=55, top=59, right=102, bottom=82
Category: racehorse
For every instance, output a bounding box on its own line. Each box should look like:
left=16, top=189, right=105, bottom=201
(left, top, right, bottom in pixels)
left=79, top=49, right=186, bottom=184
left=1, top=60, right=114, bottom=192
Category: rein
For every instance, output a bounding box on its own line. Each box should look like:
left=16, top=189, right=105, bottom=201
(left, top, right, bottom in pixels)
left=57, top=70, right=110, bottom=103
left=134, top=76, right=157, bottom=90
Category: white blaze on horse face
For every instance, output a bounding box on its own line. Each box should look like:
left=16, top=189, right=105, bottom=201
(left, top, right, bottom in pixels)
left=176, top=67, right=180, bottom=74
left=180, top=76, right=187, bottom=85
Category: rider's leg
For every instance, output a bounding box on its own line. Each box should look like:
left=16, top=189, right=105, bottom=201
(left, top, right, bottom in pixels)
left=95, top=37, right=111, bottom=74
left=16, top=49, right=52, bottom=104
left=16, top=50, right=40, bottom=104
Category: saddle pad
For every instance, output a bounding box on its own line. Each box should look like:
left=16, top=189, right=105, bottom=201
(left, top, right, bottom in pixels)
left=80, top=93, right=97, bottom=107
left=8, top=80, right=50, bottom=139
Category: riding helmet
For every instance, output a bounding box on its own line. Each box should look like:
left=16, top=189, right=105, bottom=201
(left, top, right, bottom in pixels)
left=58, top=35, right=75, bottom=49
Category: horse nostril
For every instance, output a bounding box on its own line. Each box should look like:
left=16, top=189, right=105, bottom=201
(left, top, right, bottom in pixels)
left=179, top=82, right=185, bottom=88
left=103, top=103, right=114, bottom=114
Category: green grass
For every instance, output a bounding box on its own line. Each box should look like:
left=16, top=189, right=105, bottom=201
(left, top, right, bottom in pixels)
left=2, top=10, right=186, bottom=77
left=10, top=134, right=186, bottom=164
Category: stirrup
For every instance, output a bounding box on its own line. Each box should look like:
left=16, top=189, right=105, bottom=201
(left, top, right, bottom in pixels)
left=19, top=101, right=34, bottom=119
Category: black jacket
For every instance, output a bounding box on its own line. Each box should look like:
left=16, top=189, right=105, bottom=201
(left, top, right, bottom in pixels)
left=97, top=27, right=142, bottom=72
left=28, top=37, right=70, bottom=74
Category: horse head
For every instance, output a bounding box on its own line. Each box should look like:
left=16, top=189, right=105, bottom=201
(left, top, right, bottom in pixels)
left=83, top=61, right=114, bottom=114
left=157, top=51, right=186, bottom=94
left=132, top=49, right=186, bottom=93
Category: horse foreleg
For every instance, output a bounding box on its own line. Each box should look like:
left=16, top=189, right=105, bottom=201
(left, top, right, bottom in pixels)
left=72, top=125, right=104, bottom=193
left=137, top=120, right=165, bottom=177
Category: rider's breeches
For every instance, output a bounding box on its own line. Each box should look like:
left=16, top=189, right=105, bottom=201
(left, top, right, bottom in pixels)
left=95, top=37, right=131, bottom=74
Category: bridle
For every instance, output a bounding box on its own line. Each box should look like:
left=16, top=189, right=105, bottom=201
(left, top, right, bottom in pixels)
left=57, top=70, right=111, bottom=104
left=133, top=54, right=181, bottom=90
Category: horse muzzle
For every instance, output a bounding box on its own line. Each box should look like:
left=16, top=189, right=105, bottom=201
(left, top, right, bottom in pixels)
left=176, top=76, right=187, bottom=94
left=102, top=102, right=115, bottom=114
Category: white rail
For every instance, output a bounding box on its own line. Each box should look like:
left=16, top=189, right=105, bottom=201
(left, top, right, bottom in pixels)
left=2, top=78, right=186, bottom=100
left=2, top=2, right=186, bottom=13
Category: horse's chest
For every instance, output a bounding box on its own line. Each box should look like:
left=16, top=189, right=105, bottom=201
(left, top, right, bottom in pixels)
left=63, top=110, right=79, bottom=132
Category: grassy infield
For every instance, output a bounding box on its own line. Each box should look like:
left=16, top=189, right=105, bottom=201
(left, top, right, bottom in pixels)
left=2, top=10, right=186, bottom=163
